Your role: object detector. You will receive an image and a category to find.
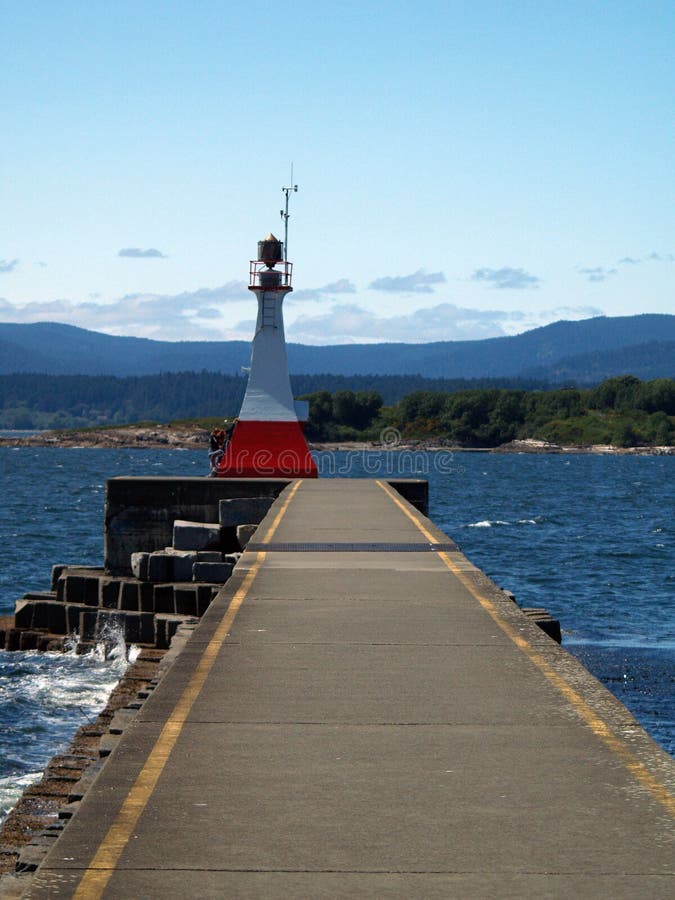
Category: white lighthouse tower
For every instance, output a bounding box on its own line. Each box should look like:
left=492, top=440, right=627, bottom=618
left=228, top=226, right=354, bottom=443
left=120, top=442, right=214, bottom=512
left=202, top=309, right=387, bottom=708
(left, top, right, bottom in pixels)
left=216, top=233, right=317, bottom=478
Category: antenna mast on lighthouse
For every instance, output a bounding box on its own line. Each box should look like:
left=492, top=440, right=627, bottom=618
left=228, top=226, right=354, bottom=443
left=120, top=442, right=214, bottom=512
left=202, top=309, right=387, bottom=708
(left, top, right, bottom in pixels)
left=280, top=165, right=298, bottom=261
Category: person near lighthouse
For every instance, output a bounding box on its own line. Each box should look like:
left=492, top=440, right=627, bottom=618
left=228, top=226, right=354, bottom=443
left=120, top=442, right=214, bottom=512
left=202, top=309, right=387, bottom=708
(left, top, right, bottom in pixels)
left=224, top=417, right=238, bottom=445
left=208, top=427, right=225, bottom=475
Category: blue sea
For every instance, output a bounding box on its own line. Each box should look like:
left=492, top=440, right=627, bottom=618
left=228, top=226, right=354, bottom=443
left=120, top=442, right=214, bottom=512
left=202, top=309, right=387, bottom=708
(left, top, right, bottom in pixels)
left=0, top=447, right=673, bottom=821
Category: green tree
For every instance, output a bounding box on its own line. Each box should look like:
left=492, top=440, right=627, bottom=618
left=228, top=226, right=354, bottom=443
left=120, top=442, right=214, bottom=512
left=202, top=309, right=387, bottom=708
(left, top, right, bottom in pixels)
left=614, top=421, right=638, bottom=447
left=398, top=391, right=447, bottom=422
left=588, top=376, right=641, bottom=411
left=639, top=379, right=675, bottom=415
left=645, top=411, right=674, bottom=445
left=331, top=390, right=383, bottom=429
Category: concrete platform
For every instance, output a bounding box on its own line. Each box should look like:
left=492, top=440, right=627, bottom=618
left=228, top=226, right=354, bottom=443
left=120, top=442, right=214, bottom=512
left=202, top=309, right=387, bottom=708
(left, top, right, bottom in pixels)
left=26, top=480, right=674, bottom=898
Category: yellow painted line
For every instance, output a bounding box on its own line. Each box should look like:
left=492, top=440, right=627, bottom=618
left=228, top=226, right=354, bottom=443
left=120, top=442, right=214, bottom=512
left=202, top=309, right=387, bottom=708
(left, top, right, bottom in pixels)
left=376, top=479, right=675, bottom=817
left=73, top=480, right=302, bottom=898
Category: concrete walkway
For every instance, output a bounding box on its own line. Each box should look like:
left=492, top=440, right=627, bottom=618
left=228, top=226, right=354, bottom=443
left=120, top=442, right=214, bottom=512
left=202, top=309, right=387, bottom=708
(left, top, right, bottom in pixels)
left=27, top=480, right=674, bottom=898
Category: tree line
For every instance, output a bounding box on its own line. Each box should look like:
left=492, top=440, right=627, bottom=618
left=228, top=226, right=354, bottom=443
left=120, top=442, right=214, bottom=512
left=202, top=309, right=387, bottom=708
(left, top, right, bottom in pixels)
left=300, top=376, right=675, bottom=447
left=0, top=371, right=549, bottom=429
left=1, top=372, right=673, bottom=446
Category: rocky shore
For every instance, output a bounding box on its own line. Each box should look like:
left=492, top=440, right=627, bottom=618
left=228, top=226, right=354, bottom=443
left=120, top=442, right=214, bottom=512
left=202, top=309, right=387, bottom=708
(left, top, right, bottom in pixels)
left=2, top=427, right=672, bottom=455
left=0, top=425, right=210, bottom=449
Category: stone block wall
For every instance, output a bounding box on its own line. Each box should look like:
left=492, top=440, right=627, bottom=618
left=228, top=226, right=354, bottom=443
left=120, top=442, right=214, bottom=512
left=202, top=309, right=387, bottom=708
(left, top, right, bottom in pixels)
left=1, top=478, right=430, bottom=653
left=104, top=477, right=428, bottom=575
left=104, top=478, right=293, bottom=575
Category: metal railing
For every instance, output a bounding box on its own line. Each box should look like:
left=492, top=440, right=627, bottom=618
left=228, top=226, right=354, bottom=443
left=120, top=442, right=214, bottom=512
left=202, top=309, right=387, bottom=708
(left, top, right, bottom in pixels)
left=249, top=259, right=293, bottom=290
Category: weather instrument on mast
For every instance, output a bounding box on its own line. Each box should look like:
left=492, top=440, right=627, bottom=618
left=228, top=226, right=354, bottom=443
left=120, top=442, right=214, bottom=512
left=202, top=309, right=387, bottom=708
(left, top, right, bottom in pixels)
left=280, top=165, right=298, bottom=261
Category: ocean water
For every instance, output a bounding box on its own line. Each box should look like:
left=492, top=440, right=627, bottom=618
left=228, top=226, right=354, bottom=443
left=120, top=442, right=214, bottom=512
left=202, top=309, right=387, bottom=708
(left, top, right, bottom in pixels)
left=0, top=446, right=673, bottom=821
left=0, top=638, right=138, bottom=822
left=0, top=447, right=205, bottom=822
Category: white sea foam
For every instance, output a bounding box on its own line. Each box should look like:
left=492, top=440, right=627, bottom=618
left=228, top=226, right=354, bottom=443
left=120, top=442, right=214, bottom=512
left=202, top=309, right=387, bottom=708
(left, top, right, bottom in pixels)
left=0, top=772, right=41, bottom=822
left=467, top=520, right=509, bottom=528
left=467, top=517, right=544, bottom=528
left=0, top=623, right=137, bottom=824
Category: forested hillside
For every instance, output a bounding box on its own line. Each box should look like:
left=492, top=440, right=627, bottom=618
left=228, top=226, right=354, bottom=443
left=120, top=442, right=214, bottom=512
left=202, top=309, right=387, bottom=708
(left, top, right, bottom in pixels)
left=3, top=374, right=672, bottom=448
left=2, top=315, right=672, bottom=444
left=521, top=340, right=675, bottom=382
left=2, top=315, right=673, bottom=381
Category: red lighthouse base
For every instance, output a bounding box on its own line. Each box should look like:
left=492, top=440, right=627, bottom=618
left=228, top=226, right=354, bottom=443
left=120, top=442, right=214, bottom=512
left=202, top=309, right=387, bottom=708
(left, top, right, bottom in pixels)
left=215, top=420, right=318, bottom=478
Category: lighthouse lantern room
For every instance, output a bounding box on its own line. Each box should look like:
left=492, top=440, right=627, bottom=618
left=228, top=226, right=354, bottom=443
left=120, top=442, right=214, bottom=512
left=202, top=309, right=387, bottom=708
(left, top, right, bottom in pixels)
left=215, top=234, right=318, bottom=478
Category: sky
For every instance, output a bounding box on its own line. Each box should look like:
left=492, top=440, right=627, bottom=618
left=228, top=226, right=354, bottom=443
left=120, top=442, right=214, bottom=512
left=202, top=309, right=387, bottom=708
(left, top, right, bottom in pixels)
left=1, top=1, right=673, bottom=345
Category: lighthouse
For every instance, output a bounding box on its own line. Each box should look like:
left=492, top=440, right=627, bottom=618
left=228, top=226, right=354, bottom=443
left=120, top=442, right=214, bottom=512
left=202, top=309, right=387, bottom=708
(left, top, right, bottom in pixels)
left=215, top=233, right=318, bottom=478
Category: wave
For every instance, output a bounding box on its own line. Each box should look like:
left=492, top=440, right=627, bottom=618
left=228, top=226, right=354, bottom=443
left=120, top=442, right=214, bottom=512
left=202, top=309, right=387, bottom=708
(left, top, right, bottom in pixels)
left=0, top=622, right=137, bottom=823
left=466, top=517, right=545, bottom=528
left=467, top=520, right=509, bottom=528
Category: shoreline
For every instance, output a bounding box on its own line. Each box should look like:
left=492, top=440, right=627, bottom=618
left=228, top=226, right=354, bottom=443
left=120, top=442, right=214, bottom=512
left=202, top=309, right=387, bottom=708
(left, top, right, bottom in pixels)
left=1, top=427, right=673, bottom=456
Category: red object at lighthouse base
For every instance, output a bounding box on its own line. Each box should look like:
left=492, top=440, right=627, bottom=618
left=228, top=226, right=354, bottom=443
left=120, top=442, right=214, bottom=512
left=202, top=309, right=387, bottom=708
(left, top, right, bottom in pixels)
left=215, top=420, right=318, bottom=478
left=215, top=233, right=317, bottom=479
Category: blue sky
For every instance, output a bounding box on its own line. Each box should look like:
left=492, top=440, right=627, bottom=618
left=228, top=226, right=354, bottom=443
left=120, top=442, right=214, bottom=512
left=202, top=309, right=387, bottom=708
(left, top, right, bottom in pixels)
left=1, top=1, right=673, bottom=344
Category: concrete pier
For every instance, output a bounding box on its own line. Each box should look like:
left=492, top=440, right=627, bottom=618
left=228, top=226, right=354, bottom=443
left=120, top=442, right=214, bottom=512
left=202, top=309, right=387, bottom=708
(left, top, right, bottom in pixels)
left=24, top=479, right=674, bottom=898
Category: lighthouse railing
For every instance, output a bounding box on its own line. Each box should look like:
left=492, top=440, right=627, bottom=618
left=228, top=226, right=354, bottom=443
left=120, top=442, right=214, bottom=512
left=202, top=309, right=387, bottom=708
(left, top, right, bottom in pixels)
left=249, top=259, right=293, bottom=290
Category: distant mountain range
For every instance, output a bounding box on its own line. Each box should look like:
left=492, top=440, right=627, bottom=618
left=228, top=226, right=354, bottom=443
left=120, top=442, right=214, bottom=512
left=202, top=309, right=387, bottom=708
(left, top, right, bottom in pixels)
left=1, top=315, right=673, bottom=383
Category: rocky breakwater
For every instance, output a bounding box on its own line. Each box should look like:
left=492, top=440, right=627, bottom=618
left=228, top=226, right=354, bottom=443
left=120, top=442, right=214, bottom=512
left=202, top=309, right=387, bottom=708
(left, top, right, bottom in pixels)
left=0, top=495, right=275, bottom=654
left=0, top=493, right=278, bottom=889
left=0, top=644, right=167, bottom=882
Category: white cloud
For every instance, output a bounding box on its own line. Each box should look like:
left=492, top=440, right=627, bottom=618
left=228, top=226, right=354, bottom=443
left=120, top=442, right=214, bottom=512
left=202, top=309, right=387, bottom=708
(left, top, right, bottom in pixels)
left=548, top=305, right=604, bottom=320
left=583, top=251, right=675, bottom=279
left=286, top=300, right=605, bottom=345
left=291, top=278, right=356, bottom=301
left=287, top=302, right=520, bottom=344
left=0, top=282, right=251, bottom=340
left=578, top=266, right=618, bottom=282
left=118, top=247, right=167, bottom=259
left=0, top=280, right=604, bottom=344
left=369, top=269, right=446, bottom=293
left=157, top=282, right=249, bottom=304
left=471, top=267, right=541, bottom=290
left=0, top=259, right=19, bottom=273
